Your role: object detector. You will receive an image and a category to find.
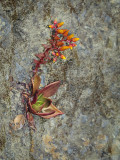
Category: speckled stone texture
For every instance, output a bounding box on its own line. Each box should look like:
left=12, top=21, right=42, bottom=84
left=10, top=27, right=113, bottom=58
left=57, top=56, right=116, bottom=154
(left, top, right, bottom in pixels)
left=0, top=0, right=120, bottom=160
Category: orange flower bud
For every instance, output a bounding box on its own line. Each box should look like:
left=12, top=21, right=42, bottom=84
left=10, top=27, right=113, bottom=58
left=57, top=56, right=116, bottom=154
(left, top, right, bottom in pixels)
left=61, top=55, right=66, bottom=59
left=56, top=41, right=64, bottom=46
left=56, top=53, right=59, bottom=56
left=57, top=29, right=67, bottom=34
left=63, top=30, right=69, bottom=37
left=72, top=38, right=79, bottom=42
left=49, top=25, right=54, bottom=28
left=59, top=46, right=71, bottom=51
left=54, top=36, right=60, bottom=40
left=67, top=34, right=74, bottom=40
left=57, top=22, right=64, bottom=28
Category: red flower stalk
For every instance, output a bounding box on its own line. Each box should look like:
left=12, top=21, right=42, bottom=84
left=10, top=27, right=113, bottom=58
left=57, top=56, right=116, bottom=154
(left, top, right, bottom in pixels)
left=33, top=19, right=79, bottom=73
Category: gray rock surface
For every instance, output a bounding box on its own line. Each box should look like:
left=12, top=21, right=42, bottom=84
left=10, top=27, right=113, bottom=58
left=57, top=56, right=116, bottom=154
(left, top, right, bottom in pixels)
left=0, top=0, right=120, bottom=160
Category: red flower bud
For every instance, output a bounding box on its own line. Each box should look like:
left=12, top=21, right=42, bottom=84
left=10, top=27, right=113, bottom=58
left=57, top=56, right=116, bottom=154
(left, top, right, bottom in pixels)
left=54, top=19, right=57, bottom=24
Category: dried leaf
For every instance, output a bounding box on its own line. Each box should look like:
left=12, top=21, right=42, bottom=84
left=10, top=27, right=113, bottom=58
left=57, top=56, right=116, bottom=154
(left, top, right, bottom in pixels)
left=13, top=114, right=25, bottom=130
left=32, top=74, right=41, bottom=95
left=38, top=81, right=60, bottom=97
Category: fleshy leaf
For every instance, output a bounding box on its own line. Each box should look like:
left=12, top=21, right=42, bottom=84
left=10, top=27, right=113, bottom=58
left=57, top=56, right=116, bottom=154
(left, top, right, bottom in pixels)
left=29, top=97, right=52, bottom=115
left=40, top=103, right=64, bottom=119
left=32, top=74, right=41, bottom=95
left=32, top=94, right=47, bottom=112
left=38, top=81, right=60, bottom=97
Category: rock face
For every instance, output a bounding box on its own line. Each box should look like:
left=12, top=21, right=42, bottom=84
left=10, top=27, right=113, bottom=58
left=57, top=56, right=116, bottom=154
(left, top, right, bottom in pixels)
left=0, top=0, right=120, bottom=160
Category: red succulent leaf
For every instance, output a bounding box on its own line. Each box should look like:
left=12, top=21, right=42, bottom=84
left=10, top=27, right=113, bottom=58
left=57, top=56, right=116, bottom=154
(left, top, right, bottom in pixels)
left=38, top=81, right=60, bottom=97
left=31, top=93, right=38, bottom=105
left=31, top=74, right=41, bottom=95
left=40, top=103, right=64, bottom=119
left=27, top=112, right=36, bottom=130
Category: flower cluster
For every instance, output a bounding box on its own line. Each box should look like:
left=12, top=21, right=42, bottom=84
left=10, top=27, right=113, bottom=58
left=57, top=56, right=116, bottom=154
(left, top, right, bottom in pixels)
left=33, top=19, right=79, bottom=73
left=49, top=19, right=79, bottom=62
